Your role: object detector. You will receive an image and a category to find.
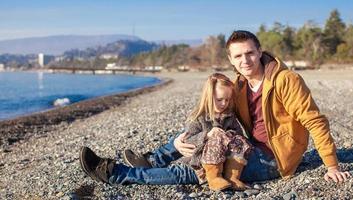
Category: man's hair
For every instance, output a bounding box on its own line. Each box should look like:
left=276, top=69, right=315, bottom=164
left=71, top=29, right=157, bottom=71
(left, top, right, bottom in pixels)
left=226, top=30, right=261, bottom=53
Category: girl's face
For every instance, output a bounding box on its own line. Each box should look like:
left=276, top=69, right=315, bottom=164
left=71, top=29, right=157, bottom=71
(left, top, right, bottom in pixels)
left=213, top=83, right=232, bottom=114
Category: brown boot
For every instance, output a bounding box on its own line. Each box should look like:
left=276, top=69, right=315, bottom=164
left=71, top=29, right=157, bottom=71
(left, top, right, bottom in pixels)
left=79, top=146, right=115, bottom=184
left=123, top=149, right=152, bottom=168
left=223, top=158, right=248, bottom=190
left=202, top=163, right=231, bottom=191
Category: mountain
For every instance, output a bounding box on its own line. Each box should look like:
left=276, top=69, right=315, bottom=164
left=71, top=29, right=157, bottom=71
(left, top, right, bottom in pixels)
left=63, top=40, right=159, bottom=58
left=0, top=34, right=140, bottom=55
left=154, top=39, right=203, bottom=47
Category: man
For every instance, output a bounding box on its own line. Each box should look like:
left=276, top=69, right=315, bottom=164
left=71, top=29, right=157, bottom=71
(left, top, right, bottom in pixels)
left=123, top=30, right=350, bottom=183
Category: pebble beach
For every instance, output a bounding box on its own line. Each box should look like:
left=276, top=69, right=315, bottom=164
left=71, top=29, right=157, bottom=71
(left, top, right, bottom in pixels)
left=0, top=70, right=352, bottom=199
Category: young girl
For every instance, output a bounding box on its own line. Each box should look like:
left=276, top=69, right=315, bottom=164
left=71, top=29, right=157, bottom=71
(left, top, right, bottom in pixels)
left=79, top=73, right=252, bottom=191
left=179, top=72, right=252, bottom=191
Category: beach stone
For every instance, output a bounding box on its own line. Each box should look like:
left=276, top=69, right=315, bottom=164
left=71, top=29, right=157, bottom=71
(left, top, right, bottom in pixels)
left=253, top=184, right=263, bottom=190
left=244, top=189, right=260, bottom=196
left=223, top=192, right=233, bottom=199
left=233, top=191, right=246, bottom=198
left=343, top=141, right=352, bottom=148
left=283, top=190, right=299, bottom=200
left=189, top=192, right=198, bottom=198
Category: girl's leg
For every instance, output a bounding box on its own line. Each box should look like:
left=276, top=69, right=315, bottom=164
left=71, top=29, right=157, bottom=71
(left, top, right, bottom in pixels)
left=201, top=133, right=229, bottom=165
left=224, top=134, right=252, bottom=190
left=200, top=134, right=231, bottom=191
left=109, top=163, right=200, bottom=185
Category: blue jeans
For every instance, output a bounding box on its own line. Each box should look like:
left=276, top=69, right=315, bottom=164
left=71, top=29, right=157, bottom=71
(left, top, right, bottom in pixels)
left=240, top=147, right=280, bottom=182
left=109, top=137, right=199, bottom=185
left=109, top=136, right=279, bottom=185
left=144, top=136, right=183, bottom=168
left=109, top=163, right=199, bottom=185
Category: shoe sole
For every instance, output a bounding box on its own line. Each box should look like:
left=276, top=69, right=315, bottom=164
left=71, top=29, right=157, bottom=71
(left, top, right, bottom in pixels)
left=122, top=149, right=134, bottom=167
left=79, top=147, right=100, bottom=182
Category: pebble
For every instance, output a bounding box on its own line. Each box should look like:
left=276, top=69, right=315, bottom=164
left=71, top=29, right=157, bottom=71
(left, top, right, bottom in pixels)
left=56, top=192, right=64, bottom=197
left=253, top=184, right=263, bottom=190
left=244, top=189, right=260, bottom=197
left=233, top=191, right=246, bottom=198
left=343, top=141, right=352, bottom=148
left=189, top=192, right=198, bottom=198
left=283, top=190, right=299, bottom=200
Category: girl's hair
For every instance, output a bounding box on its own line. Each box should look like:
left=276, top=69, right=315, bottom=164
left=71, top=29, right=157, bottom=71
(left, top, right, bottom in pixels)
left=188, top=73, right=235, bottom=122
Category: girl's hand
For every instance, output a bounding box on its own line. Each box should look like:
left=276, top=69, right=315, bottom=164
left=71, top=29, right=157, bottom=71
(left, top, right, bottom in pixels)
left=174, top=132, right=196, bottom=157
left=324, top=166, right=351, bottom=183
left=207, top=127, right=225, bottom=138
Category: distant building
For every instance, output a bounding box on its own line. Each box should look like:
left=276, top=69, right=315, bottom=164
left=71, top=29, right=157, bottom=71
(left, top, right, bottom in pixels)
left=178, top=65, right=190, bottom=72
left=144, top=66, right=164, bottom=71
left=106, top=63, right=117, bottom=69
left=38, top=53, right=52, bottom=67
left=100, top=54, right=119, bottom=60
left=0, top=63, right=4, bottom=71
left=55, top=56, right=65, bottom=62
left=284, top=60, right=309, bottom=70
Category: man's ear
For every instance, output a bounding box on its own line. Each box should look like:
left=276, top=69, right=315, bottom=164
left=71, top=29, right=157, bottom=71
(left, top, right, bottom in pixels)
left=227, top=54, right=235, bottom=66
left=258, top=47, right=263, bottom=57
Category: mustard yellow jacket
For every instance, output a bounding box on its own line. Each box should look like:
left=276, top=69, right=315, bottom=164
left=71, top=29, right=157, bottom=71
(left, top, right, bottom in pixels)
left=233, top=52, right=338, bottom=178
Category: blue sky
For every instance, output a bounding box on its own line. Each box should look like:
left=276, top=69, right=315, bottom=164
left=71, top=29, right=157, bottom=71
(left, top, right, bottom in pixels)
left=1, top=0, right=352, bottom=41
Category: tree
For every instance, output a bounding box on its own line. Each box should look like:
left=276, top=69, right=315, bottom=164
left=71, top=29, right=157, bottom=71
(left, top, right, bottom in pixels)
left=281, top=25, right=296, bottom=60
left=257, top=22, right=285, bottom=58
left=335, top=24, right=353, bottom=62
left=323, top=9, right=346, bottom=56
left=295, top=21, right=325, bottom=66
left=201, top=35, right=225, bottom=66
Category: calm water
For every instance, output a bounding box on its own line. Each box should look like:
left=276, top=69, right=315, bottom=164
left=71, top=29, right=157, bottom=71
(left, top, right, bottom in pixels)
left=0, top=71, right=161, bottom=120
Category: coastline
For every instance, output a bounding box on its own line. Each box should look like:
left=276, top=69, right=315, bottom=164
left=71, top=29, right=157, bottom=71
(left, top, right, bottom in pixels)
left=0, top=77, right=172, bottom=148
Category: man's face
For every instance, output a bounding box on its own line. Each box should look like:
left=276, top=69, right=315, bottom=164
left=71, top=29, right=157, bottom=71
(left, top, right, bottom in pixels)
left=227, top=40, right=263, bottom=79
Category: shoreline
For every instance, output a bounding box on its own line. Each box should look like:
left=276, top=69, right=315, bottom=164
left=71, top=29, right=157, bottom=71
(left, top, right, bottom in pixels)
left=0, top=77, right=173, bottom=148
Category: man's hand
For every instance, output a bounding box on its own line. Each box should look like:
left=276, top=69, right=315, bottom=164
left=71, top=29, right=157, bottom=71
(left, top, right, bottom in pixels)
left=324, top=166, right=351, bottom=183
left=207, top=127, right=225, bottom=138
left=174, top=132, right=196, bottom=157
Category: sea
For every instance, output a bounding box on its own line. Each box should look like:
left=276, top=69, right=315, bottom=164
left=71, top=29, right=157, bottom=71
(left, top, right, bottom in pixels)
left=0, top=71, right=161, bottom=120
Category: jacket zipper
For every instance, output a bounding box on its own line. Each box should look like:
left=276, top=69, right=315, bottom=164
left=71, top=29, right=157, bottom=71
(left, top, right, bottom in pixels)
left=263, top=87, right=284, bottom=176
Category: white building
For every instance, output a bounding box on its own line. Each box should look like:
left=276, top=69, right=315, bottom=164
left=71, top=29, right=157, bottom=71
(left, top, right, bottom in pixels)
left=284, top=60, right=309, bottom=70
left=0, top=63, right=4, bottom=71
left=100, top=54, right=119, bottom=60
left=38, top=53, right=51, bottom=67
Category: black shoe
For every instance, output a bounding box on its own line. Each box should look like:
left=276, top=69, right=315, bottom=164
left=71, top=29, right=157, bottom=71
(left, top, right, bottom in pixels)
left=79, top=146, right=115, bottom=183
left=123, top=149, right=152, bottom=168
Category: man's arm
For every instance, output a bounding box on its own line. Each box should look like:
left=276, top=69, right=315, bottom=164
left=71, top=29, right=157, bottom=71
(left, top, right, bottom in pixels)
left=278, top=71, right=350, bottom=182
left=174, top=132, right=196, bottom=157
left=324, top=166, right=351, bottom=182
left=174, top=127, right=226, bottom=157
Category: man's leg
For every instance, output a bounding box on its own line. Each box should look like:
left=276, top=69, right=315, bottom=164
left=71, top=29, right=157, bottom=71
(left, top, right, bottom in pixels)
left=109, top=163, right=199, bottom=185
left=240, top=147, right=280, bottom=183
left=124, top=136, right=182, bottom=168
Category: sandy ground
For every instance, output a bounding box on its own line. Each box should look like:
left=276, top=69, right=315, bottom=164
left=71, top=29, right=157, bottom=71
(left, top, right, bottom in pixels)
left=0, top=69, right=352, bottom=199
